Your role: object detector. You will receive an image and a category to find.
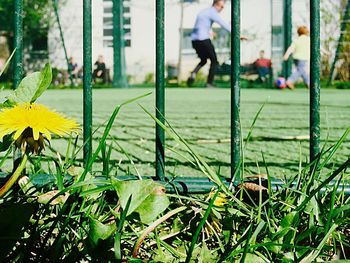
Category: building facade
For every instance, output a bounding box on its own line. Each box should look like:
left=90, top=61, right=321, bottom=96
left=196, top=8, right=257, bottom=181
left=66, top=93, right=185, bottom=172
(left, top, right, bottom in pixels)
left=48, top=0, right=309, bottom=83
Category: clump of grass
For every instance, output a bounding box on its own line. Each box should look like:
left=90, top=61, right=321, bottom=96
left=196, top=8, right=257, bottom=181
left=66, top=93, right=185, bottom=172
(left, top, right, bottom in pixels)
left=0, top=90, right=349, bottom=262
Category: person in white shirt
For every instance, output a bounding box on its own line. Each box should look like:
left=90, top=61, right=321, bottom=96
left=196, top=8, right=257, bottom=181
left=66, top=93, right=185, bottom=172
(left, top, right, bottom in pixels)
left=283, top=26, right=310, bottom=89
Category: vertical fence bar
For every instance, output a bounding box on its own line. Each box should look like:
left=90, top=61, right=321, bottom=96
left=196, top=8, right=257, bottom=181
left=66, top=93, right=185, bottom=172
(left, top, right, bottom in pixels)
left=83, top=0, right=92, bottom=165
left=310, top=0, right=321, bottom=161
left=231, top=0, right=241, bottom=179
left=113, top=0, right=127, bottom=88
left=13, top=0, right=24, bottom=171
left=14, top=0, right=23, bottom=88
left=283, top=0, right=292, bottom=79
left=155, top=0, right=165, bottom=181
left=269, top=0, right=274, bottom=87
left=53, top=0, right=73, bottom=86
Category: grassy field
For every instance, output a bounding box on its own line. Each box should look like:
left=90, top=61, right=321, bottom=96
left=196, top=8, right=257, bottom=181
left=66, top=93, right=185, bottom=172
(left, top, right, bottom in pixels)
left=20, top=87, right=350, bottom=179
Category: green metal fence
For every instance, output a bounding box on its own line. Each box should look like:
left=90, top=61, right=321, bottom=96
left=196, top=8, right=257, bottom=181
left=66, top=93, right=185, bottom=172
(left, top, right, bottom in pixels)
left=283, top=0, right=292, bottom=79
left=13, top=0, right=322, bottom=193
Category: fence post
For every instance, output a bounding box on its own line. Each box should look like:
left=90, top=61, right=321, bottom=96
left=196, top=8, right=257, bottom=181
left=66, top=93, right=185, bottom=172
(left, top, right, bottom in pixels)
left=14, top=0, right=23, bottom=89
left=283, top=0, right=292, bottom=79
left=13, top=0, right=24, bottom=171
left=83, top=0, right=92, bottom=165
left=155, top=0, right=165, bottom=181
left=113, top=0, right=128, bottom=88
left=231, top=0, right=241, bottom=179
left=53, top=0, right=73, bottom=86
left=310, top=0, right=321, bottom=161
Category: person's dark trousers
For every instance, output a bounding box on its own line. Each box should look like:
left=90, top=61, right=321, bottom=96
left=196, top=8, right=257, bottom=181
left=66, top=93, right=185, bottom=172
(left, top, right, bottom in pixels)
left=92, top=70, right=106, bottom=84
left=192, top=39, right=218, bottom=84
left=257, top=67, right=269, bottom=82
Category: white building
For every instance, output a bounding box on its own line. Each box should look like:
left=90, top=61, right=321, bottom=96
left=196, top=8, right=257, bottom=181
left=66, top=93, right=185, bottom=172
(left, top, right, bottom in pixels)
left=48, top=0, right=309, bottom=83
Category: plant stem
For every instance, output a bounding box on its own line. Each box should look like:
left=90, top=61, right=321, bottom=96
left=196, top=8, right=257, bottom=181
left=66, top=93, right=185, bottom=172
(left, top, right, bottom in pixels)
left=132, top=206, right=187, bottom=258
left=0, top=153, right=28, bottom=198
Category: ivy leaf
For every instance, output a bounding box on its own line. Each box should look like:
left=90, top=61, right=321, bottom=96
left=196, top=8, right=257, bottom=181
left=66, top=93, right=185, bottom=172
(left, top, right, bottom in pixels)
left=5, top=63, right=52, bottom=105
left=242, top=253, right=268, bottom=263
left=198, top=242, right=218, bottom=263
left=88, top=218, right=116, bottom=248
left=111, top=178, right=169, bottom=224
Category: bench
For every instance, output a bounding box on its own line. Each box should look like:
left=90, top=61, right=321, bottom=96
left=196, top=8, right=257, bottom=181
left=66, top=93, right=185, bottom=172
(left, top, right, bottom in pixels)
left=216, top=60, right=273, bottom=84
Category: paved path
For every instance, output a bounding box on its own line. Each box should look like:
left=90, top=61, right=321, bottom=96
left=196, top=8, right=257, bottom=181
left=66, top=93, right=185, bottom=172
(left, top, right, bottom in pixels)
left=34, top=88, right=350, bottom=179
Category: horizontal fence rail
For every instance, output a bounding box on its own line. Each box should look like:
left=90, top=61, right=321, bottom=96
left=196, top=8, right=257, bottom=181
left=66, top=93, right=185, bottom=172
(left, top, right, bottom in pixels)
left=2, top=174, right=350, bottom=195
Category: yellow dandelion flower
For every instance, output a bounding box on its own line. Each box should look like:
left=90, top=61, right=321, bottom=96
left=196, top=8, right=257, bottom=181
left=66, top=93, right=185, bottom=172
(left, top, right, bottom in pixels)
left=0, top=103, right=80, bottom=153
left=209, top=190, right=228, bottom=207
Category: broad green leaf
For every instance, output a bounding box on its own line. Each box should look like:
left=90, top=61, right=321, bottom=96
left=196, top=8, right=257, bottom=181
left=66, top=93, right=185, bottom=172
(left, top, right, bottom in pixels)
left=37, top=190, right=69, bottom=205
left=198, top=242, right=218, bottom=263
left=134, top=186, right=169, bottom=224
left=88, top=218, right=116, bottom=248
left=111, top=178, right=169, bottom=224
left=6, top=63, right=52, bottom=104
left=241, top=253, right=268, bottom=263
left=152, top=248, right=176, bottom=263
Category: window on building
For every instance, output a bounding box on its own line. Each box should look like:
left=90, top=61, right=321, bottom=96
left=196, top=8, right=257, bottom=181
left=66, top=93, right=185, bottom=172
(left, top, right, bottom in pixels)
left=272, top=25, right=283, bottom=50
left=103, top=0, right=131, bottom=48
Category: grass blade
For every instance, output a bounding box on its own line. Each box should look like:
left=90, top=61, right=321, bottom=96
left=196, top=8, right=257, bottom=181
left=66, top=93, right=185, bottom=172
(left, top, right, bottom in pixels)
left=185, top=189, right=219, bottom=263
left=300, top=224, right=337, bottom=263
left=78, top=92, right=151, bottom=183
left=0, top=49, right=15, bottom=78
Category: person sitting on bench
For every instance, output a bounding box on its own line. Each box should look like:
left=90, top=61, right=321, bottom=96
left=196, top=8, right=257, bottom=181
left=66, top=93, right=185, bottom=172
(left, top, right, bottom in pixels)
left=253, top=50, right=271, bottom=82
left=93, top=55, right=107, bottom=84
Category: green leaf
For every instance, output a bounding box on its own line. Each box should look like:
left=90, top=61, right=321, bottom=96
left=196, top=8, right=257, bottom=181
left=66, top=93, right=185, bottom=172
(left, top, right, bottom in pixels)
left=125, top=259, right=143, bottom=263
left=88, top=218, right=116, bottom=248
left=280, top=212, right=299, bottom=228
left=272, top=212, right=299, bottom=242
left=152, top=247, right=175, bottom=263
left=241, top=253, right=268, bottom=263
left=111, top=178, right=169, bottom=224
left=6, top=63, right=52, bottom=104
left=198, top=242, right=218, bottom=263
left=37, top=190, right=69, bottom=205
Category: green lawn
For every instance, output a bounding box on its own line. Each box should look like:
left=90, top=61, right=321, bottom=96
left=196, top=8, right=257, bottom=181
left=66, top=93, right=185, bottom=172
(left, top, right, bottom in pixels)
left=21, top=88, right=350, bottom=179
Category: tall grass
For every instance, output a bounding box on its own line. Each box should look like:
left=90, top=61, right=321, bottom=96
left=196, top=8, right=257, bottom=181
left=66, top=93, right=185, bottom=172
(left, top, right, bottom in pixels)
left=0, top=94, right=349, bottom=262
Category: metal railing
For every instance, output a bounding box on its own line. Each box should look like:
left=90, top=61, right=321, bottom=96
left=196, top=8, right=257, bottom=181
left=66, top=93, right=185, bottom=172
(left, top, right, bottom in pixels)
left=13, top=0, right=322, bottom=193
